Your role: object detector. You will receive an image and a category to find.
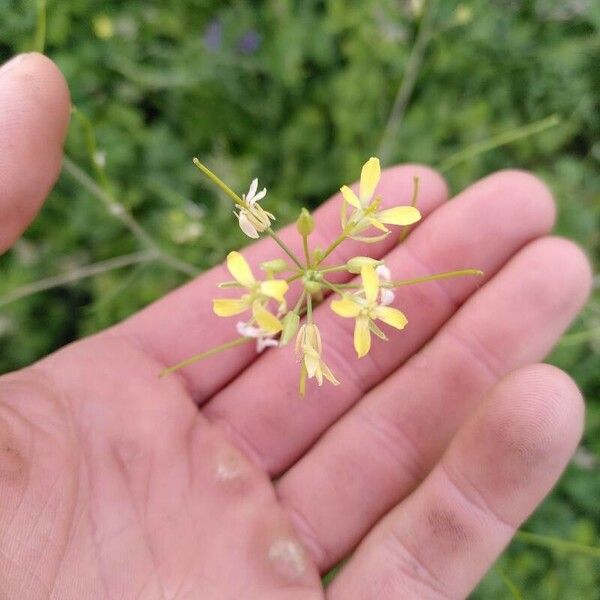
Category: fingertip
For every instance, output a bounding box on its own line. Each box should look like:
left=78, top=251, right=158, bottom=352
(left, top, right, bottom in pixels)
left=0, top=53, right=71, bottom=253
left=461, top=169, right=557, bottom=235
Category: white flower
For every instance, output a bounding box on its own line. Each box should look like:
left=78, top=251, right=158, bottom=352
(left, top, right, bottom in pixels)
left=236, top=321, right=279, bottom=353
left=376, top=264, right=395, bottom=306
left=235, top=178, right=274, bottom=239
left=243, top=178, right=267, bottom=206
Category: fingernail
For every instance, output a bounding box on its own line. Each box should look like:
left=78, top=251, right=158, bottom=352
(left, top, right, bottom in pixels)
left=0, top=54, right=29, bottom=78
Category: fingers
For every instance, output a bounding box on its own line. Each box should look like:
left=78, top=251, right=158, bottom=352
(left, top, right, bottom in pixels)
left=276, top=236, right=591, bottom=570
left=119, top=165, right=448, bottom=399
left=326, top=364, right=584, bottom=600
left=203, top=170, right=556, bottom=474
left=0, top=53, right=71, bottom=254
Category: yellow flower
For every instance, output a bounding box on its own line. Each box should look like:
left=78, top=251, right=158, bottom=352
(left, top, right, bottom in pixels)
left=340, top=157, right=422, bottom=242
left=235, top=178, right=275, bottom=239
left=330, top=264, right=408, bottom=358
left=295, top=323, right=339, bottom=393
left=213, top=251, right=287, bottom=334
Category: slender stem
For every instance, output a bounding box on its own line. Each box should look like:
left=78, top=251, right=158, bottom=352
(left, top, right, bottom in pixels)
left=306, top=293, right=313, bottom=322
left=377, top=0, right=437, bottom=163
left=192, top=158, right=245, bottom=207
left=559, top=325, right=600, bottom=347
left=0, top=250, right=158, bottom=308
left=159, top=337, right=253, bottom=377
left=286, top=273, right=304, bottom=284
left=302, top=234, right=311, bottom=267
left=266, top=228, right=303, bottom=269
left=315, top=232, right=349, bottom=267
left=398, top=176, right=420, bottom=243
left=321, top=279, right=347, bottom=296
left=317, top=265, right=348, bottom=274
left=514, top=531, right=600, bottom=560
left=437, top=114, right=560, bottom=173
left=62, top=157, right=199, bottom=277
left=389, top=268, right=483, bottom=288
left=495, top=568, right=524, bottom=600
left=33, top=0, right=47, bottom=53
left=293, top=291, right=306, bottom=314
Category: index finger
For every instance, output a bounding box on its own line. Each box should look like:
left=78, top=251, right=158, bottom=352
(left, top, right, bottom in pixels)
left=0, top=53, right=70, bottom=254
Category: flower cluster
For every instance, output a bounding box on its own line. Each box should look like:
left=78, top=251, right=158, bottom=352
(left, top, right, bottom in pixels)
left=162, top=157, right=482, bottom=395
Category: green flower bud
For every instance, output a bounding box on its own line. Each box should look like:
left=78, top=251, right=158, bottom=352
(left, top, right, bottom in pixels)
left=260, top=258, right=288, bottom=274
left=346, top=256, right=383, bottom=274
left=296, top=208, right=314, bottom=236
left=304, top=280, right=322, bottom=295
left=280, top=311, right=300, bottom=346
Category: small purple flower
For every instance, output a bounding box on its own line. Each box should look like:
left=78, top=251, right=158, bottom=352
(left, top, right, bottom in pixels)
left=203, top=20, right=222, bottom=52
left=237, top=30, right=262, bottom=55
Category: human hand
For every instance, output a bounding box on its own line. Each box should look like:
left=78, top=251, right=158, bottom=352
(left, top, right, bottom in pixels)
left=0, top=54, right=591, bottom=599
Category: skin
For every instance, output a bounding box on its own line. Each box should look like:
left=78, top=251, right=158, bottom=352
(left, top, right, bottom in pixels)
left=0, top=53, right=592, bottom=600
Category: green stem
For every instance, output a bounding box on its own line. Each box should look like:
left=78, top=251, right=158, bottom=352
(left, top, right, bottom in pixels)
left=317, top=265, right=348, bottom=274
left=267, top=228, right=304, bottom=269
left=389, top=268, right=483, bottom=287
left=398, top=176, right=420, bottom=243
left=0, top=250, right=158, bottom=309
left=514, top=531, right=600, bottom=560
left=302, top=234, right=311, bottom=267
left=315, top=232, right=349, bottom=267
left=437, top=114, right=560, bottom=173
left=306, top=293, right=313, bottom=322
left=33, top=0, right=47, bottom=53
left=322, top=279, right=348, bottom=296
left=159, top=337, right=253, bottom=376
left=377, top=0, right=437, bottom=163
left=293, top=291, right=307, bottom=314
left=192, top=158, right=245, bottom=208
left=62, top=157, right=199, bottom=277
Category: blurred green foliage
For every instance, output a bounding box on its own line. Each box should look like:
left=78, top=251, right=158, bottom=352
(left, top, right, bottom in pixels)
left=1, top=0, right=599, bottom=597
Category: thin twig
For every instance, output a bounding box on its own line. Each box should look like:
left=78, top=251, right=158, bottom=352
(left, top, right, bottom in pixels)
left=437, top=114, right=561, bottom=172
left=514, top=530, right=600, bottom=560
left=0, top=250, right=158, bottom=309
left=62, top=157, right=199, bottom=277
left=33, top=0, right=47, bottom=53
left=377, top=0, right=437, bottom=164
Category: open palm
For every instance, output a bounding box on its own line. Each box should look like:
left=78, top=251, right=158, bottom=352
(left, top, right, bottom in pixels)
left=0, top=54, right=591, bottom=600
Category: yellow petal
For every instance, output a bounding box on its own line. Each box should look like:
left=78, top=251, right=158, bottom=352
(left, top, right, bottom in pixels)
left=320, top=359, right=340, bottom=386
left=359, top=157, right=380, bottom=204
left=375, top=306, right=408, bottom=330
left=330, top=297, right=361, bottom=318
left=213, top=298, right=248, bottom=317
left=252, top=302, right=283, bottom=334
left=354, top=315, right=371, bottom=358
left=377, top=206, right=421, bottom=226
left=259, top=279, right=288, bottom=303
left=227, top=251, right=255, bottom=287
left=340, top=185, right=361, bottom=209
left=367, top=217, right=390, bottom=233
left=361, top=265, right=379, bottom=304
left=349, top=232, right=390, bottom=244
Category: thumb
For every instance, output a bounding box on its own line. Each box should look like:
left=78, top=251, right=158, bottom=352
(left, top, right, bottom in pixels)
left=0, top=53, right=70, bottom=254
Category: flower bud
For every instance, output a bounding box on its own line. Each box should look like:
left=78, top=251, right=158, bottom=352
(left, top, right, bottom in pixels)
left=260, top=258, right=288, bottom=274
left=346, top=256, right=383, bottom=274
left=296, top=208, right=314, bottom=236
left=280, top=311, right=300, bottom=346
left=304, top=280, right=322, bottom=295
